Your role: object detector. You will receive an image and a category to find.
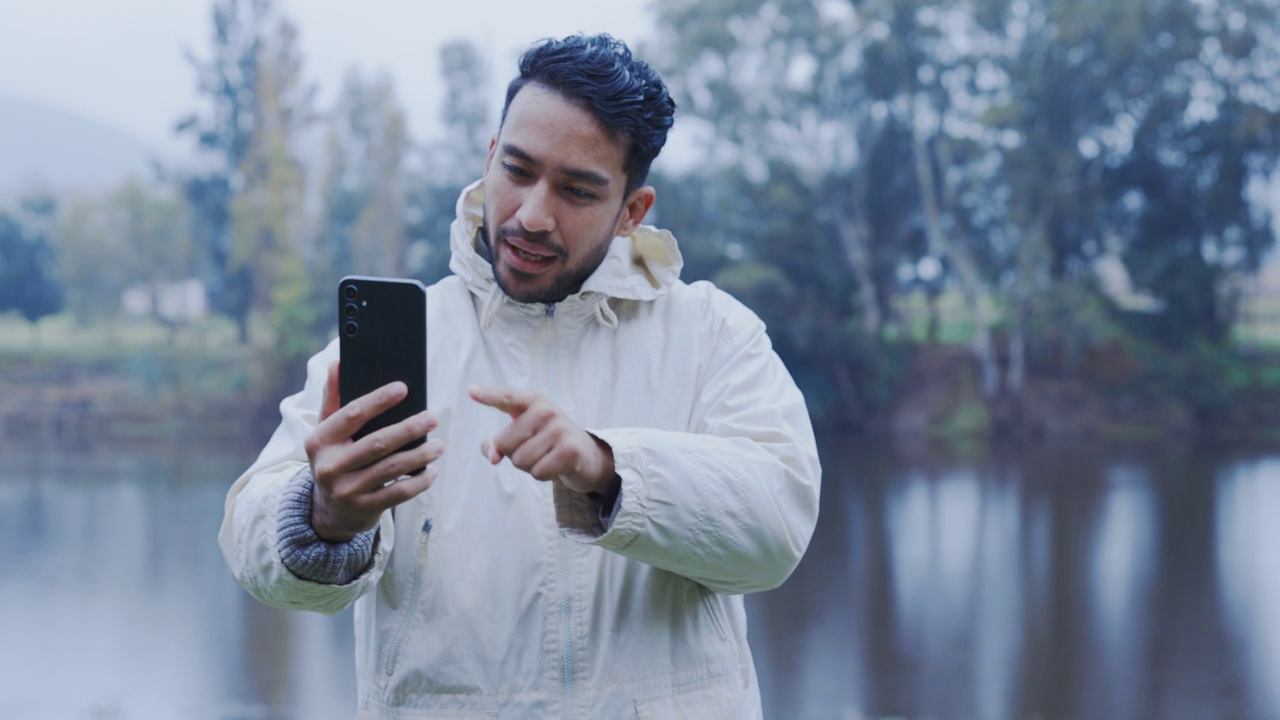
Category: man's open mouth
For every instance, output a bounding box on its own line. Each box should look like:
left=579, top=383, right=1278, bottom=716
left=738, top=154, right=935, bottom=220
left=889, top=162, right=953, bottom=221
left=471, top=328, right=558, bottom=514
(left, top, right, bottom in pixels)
left=501, top=234, right=561, bottom=272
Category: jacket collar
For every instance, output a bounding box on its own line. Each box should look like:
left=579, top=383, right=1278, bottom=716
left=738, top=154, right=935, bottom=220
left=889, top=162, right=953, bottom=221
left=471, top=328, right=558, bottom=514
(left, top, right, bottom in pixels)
left=447, top=179, right=683, bottom=307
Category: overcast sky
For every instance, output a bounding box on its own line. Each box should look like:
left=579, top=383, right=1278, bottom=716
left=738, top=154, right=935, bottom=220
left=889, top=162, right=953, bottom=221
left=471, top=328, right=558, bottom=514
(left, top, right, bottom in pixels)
left=0, top=0, right=655, bottom=156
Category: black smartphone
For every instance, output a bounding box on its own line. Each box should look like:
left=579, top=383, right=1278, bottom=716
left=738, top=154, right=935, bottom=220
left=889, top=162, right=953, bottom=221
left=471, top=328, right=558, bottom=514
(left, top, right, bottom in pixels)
left=338, top=276, right=428, bottom=454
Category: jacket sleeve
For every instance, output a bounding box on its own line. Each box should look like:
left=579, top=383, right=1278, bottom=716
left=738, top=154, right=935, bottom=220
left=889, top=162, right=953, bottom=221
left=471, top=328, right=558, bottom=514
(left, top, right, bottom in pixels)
left=217, top=339, right=395, bottom=614
left=556, top=294, right=821, bottom=595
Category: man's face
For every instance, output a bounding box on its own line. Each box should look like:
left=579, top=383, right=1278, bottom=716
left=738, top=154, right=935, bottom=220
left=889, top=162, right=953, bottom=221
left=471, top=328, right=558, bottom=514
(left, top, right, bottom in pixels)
left=482, top=83, right=653, bottom=305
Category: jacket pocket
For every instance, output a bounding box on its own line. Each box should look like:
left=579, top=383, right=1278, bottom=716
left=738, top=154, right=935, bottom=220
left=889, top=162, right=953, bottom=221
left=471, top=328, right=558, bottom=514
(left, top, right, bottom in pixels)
left=360, top=702, right=499, bottom=712
left=380, top=516, right=434, bottom=684
left=633, top=674, right=745, bottom=720
left=358, top=709, right=496, bottom=719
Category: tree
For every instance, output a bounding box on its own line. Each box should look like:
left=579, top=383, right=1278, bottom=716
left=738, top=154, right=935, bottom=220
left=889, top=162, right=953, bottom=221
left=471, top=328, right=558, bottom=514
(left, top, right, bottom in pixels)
left=317, top=70, right=410, bottom=290
left=178, top=0, right=316, bottom=351
left=229, top=14, right=318, bottom=362
left=1104, top=0, right=1280, bottom=349
left=177, top=0, right=265, bottom=343
left=969, top=0, right=1280, bottom=394
left=407, top=39, right=493, bottom=286
left=0, top=199, right=65, bottom=328
left=647, top=0, right=992, bottom=421
left=52, top=180, right=193, bottom=335
left=651, top=0, right=1280, bottom=424
left=436, top=40, right=493, bottom=187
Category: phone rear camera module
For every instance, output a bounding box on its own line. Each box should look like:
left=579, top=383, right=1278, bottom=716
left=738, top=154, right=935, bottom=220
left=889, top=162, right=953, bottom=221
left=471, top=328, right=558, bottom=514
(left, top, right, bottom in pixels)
left=343, top=284, right=358, bottom=301
left=344, top=321, right=359, bottom=337
left=344, top=302, right=359, bottom=319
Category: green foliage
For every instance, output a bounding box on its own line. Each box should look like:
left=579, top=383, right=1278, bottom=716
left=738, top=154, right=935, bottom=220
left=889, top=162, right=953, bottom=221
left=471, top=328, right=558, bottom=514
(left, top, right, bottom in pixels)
left=1124, top=336, right=1243, bottom=417
left=712, top=261, right=797, bottom=323
left=50, top=180, right=194, bottom=329
left=930, top=396, right=992, bottom=439
left=0, top=202, right=64, bottom=324
left=177, top=0, right=264, bottom=341
left=1019, top=280, right=1125, bottom=374
left=408, top=40, right=493, bottom=287
left=178, top=0, right=317, bottom=345
left=13, top=0, right=1279, bottom=435
left=979, top=0, right=1280, bottom=350
left=268, top=249, right=319, bottom=377
left=650, top=0, right=1280, bottom=426
left=318, top=71, right=409, bottom=291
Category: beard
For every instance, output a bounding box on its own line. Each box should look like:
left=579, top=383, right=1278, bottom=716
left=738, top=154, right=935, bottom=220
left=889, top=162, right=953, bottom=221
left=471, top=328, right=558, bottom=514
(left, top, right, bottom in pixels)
left=480, top=219, right=616, bottom=305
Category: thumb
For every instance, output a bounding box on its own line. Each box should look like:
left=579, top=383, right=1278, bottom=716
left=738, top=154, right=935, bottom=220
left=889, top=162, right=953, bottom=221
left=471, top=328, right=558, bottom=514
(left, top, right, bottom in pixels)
left=319, top=360, right=341, bottom=421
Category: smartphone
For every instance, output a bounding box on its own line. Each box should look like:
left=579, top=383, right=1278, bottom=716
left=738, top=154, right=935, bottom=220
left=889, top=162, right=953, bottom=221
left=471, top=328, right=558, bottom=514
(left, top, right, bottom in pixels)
left=338, top=276, right=428, bottom=456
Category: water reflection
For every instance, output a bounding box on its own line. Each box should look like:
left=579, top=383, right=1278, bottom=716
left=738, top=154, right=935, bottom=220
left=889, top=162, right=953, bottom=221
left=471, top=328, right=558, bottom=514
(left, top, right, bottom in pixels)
left=1, top=439, right=1278, bottom=719
left=883, top=470, right=1019, bottom=718
left=1216, top=457, right=1280, bottom=719
left=0, top=445, right=357, bottom=720
left=748, top=439, right=1280, bottom=720
left=1086, top=468, right=1155, bottom=720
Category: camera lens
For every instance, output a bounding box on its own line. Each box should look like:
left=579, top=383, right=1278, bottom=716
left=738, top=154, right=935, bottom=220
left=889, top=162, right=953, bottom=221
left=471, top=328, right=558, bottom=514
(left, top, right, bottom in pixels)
left=344, top=302, right=358, bottom=319
left=344, top=321, right=359, bottom=337
left=343, top=284, right=358, bottom=301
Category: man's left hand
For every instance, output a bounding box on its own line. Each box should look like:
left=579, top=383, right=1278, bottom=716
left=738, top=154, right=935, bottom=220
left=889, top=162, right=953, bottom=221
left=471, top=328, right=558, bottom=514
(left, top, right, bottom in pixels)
left=469, top=385, right=618, bottom=500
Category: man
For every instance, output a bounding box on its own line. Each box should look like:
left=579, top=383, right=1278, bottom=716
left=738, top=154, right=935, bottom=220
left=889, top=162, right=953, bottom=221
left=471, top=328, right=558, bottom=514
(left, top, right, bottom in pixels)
left=220, top=34, right=821, bottom=718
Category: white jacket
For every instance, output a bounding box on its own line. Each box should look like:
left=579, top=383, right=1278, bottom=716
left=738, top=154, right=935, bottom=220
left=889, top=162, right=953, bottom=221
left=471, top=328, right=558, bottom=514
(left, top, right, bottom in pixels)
left=219, top=180, right=821, bottom=718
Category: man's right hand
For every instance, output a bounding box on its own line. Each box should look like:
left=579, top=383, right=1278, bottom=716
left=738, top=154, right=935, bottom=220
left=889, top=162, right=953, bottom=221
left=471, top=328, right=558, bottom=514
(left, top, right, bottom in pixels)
left=303, top=360, right=443, bottom=542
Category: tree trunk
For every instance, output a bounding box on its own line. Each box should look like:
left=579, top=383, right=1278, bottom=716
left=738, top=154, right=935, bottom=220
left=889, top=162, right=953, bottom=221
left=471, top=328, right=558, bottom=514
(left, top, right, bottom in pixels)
left=838, top=148, right=884, bottom=340
left=1008, top=207, right=1054, bottom=396
left=911, top=127, right=1000, bottom=396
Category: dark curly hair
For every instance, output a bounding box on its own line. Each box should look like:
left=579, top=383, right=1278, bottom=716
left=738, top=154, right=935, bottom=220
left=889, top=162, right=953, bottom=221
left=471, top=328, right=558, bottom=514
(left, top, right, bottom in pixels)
left=501, top=34, right=676, bottom=197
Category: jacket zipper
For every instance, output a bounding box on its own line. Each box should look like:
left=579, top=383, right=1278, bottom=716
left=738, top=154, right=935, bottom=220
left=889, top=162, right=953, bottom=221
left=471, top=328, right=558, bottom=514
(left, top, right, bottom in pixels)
left=543, top=303, right=575, bottom=720
left=382, top=517, right=434, bottom=685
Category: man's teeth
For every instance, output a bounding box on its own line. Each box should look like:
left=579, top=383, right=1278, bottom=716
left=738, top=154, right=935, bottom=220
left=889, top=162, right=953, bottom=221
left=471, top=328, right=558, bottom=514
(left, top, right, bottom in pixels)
left=514, top=246, right=551, bottom=262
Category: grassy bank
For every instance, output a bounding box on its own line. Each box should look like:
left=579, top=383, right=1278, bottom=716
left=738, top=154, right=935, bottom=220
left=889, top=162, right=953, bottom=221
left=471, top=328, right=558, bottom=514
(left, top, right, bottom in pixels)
left=5, top=297, right=1280, bottom=447
left=0, top=314, right=288, bottom=446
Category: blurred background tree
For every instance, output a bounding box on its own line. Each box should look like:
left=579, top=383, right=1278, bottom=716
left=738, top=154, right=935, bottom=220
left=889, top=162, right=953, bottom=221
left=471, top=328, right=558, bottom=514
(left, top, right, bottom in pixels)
left=317, top=70, right=409, bottom=291
left=646, top=0, right=1280, bottom=425
left=176, top=0, right=267, bottom=345
left=177, top=0, right=317, bottom=360
left=4, top=0, right=1277, bottom=436
left=0, top=197, right=65, bottom=340
left=51, top=180, right=193, bottom=335
left=406, top=39, right=493, bottom=286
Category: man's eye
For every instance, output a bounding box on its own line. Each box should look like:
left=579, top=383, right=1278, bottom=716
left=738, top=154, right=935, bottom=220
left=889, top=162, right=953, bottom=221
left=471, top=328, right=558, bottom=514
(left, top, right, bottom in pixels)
left=503, top=163, right=530, bottom=178
left=566, top=187, right=596, bottom=201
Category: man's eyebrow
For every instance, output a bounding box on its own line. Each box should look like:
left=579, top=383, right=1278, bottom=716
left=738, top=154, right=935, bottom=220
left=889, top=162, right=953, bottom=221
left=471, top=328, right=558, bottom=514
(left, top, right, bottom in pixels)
left=501, top=143, right=612, bottom=189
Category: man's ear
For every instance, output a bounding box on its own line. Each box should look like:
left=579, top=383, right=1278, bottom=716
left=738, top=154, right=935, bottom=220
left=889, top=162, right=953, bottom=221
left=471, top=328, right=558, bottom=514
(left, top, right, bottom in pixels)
left=615, top=186, right=656, bottom=237
left=483, top=135, right=498, bottom=175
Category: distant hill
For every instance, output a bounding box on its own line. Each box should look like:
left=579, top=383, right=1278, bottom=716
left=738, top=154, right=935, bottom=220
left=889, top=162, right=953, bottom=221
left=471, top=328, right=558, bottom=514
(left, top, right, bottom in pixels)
left=0, top=93, right=163, bottom=195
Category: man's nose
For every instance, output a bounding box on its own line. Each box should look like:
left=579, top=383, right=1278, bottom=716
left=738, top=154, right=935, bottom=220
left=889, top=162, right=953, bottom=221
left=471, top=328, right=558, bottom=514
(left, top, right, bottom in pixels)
left=515, top=183, right=556, bottom=234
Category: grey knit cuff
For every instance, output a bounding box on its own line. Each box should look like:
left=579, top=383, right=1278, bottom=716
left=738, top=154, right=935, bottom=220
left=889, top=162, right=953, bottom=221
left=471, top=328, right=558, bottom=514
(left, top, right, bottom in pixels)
left=277, top=465, right=378, bottom=585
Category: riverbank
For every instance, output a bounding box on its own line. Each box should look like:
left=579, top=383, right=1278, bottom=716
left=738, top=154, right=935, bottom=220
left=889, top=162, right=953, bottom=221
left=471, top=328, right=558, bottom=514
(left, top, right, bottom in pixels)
left=890, top=342, right=1280, bottom=443
left=0, top=346, right=280, bottom=447
left=5, top=341, right=1279, bottom=449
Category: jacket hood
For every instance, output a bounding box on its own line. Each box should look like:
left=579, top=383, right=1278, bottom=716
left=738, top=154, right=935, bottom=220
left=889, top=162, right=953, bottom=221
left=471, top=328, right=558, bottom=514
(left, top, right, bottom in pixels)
left=447, top=179, right=683, bottom=306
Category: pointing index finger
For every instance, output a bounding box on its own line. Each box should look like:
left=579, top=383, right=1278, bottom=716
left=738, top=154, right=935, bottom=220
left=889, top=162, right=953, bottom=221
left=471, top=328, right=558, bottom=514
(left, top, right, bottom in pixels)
left=469, top=385, right=534, bottom=418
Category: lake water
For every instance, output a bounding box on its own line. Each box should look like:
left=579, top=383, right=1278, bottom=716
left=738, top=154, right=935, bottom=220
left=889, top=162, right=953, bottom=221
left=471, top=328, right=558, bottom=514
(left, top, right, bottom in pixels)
left=2, top=436, right=1279, bottom=719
